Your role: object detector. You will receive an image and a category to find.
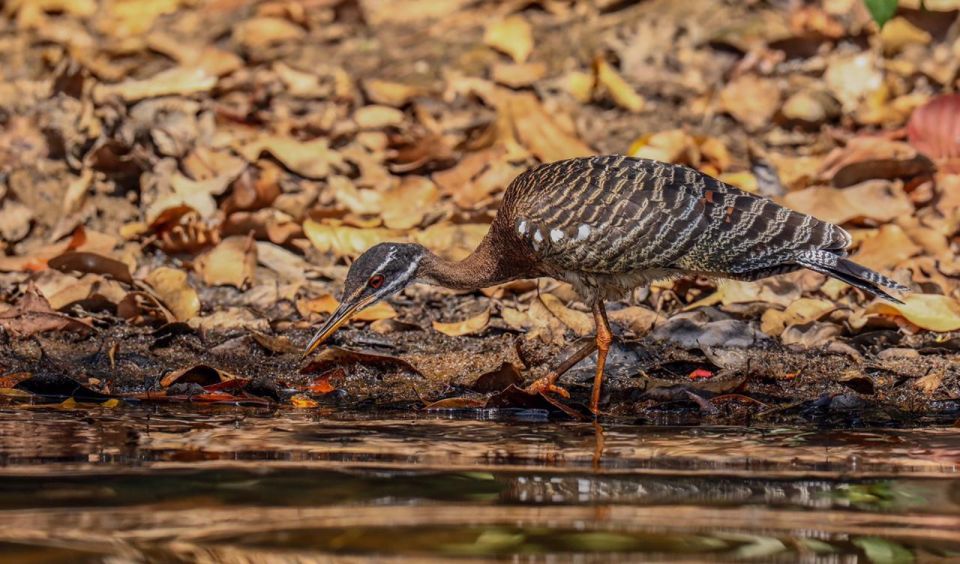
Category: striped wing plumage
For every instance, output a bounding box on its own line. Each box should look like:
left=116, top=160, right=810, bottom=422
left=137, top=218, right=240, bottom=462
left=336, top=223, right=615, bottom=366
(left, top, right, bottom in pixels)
left=501, top=156, right=906, bottom=301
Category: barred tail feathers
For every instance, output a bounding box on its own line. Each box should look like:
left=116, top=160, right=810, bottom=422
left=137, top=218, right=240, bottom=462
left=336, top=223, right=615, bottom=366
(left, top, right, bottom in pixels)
left=793, top=250, right=909, bottom=304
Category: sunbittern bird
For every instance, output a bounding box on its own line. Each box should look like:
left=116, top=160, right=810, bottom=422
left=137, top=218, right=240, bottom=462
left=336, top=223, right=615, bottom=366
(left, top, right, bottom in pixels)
left=303, top=156, right=908, bottom=414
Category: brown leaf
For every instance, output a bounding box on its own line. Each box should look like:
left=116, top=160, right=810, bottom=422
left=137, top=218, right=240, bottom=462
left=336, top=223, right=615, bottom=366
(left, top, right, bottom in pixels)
left=867, top=294, right=960, bottom=332
left=781, top=180, right=913, bottom=225
left=303, top=219, right=405, bottom=257
left=145, top=267, right=200, bottom=322
left=433, top=309, right=490, bottom=337
left=196, top=236, right=257, bottom=288
left=0, top=284, right=94, bottom=337
left=484, top=15, right=533, bottom=63
left=608, top=306, right=661, bottom=333
left=302, top=346, right=422, bottom=377
left=913, top=371, right=944, bottom=396
left=48, top=251, right=133, bottom=285
left=470, top=362, right=523, bottom=393
left=819, top=137, right=934, bottom=187
left=160, top=364, right=241, bottom=388
left=424, top=397, right=487, bottom=409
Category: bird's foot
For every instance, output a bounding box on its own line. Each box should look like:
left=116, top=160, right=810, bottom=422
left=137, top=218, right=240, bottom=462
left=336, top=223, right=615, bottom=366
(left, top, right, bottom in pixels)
left=524, top=374, right=570, bottom=399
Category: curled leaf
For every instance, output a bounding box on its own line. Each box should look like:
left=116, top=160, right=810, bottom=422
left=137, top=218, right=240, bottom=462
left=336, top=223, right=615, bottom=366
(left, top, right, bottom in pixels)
left=867, top=294, right=960, bottom=332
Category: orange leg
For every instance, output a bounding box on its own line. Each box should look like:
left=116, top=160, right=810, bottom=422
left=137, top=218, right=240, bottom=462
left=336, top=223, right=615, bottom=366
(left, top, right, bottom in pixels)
left=590, top=300, right=612, bottom=416
left=524, top=339, right=597, bottom=398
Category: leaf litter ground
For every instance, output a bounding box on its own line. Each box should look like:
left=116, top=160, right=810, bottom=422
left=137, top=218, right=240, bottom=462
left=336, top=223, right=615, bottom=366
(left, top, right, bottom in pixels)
left=1, top=0, right=959, bottom=425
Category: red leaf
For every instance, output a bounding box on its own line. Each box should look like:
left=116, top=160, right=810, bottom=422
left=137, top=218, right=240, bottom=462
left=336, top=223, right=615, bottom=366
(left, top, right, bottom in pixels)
left=908, top=94, right=960, bottom=171
left=688, top=368, right=714, bottom=380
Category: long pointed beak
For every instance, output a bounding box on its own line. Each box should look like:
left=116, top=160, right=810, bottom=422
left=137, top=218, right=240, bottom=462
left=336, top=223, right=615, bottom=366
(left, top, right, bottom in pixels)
left=301, top=295, right=376, bottom=359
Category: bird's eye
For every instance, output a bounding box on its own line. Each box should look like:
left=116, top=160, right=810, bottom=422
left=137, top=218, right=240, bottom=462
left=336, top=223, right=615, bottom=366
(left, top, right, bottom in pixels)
left=368, top=274, right=385, bottom=289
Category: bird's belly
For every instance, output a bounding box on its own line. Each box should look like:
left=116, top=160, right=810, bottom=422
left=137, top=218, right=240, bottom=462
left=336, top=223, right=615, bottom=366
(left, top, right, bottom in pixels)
left=559, top=268, right=682, bottom=301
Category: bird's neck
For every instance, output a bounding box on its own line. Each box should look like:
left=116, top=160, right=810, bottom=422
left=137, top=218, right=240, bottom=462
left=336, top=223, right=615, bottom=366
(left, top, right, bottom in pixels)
left=419, top=235, right=523, bottom=290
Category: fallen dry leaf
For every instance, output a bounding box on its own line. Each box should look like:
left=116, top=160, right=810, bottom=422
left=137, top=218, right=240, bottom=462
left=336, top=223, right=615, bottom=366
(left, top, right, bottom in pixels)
left=145, top=267, right=200, bottom=321
left=413, top=223, right=487, bottom=261
left=48, top=251, right=133, bottom=285
left=433, top=309, right=490, bottom=337
left=867, top=294, right=960, bottom=332
left=0, top=284, right=94, bottom=337
left=381, top=176, right=439, bottom=229
left=233, top=16, right=305, bottom=50
left=238, top=136, right=346, bottom=180
left=852, top=224, right=921, bottom=272
left=913, top=371, right=944, bottom=396
left=594, top=57, right=646, bottom=113
left=94, top=66, right=217, bottom=102
left=781, top=180, right=913, bottom=225
left=196, top=236, right=257, bottom=288
left=498, top=90, right=593, bottom=162
left=303, top=219, right=405, bottom=257
left=908, top=93, right=960, bottom=172
left=760, top=298, right=836, bottom=336
left=160, top=364, right=240, bottom=388
left=297, top=294, right=397, bottom=322
left=539, top=293, right=593, bottom=337
left=362, top=78, right=423, bottom=107
left=719, top=74, right=780, bottom=130
left=290, top=394, right=319, bottom=408
left=483, top=15, right=533, bottom=63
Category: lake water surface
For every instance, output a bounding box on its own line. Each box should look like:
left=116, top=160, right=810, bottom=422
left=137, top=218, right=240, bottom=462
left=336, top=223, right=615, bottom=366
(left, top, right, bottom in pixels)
left=0, top=406, right=957, bottom=562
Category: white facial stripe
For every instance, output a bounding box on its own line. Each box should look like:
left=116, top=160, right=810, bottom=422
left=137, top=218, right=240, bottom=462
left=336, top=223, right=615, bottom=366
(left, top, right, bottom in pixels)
left=379, top=254, right=420, bottom=297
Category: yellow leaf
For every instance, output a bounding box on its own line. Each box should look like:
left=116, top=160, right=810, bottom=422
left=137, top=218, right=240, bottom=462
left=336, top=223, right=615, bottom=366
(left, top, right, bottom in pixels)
left=237, top=136, right=346, bottom=179
left=291, top=394, right=319, bottom=408
left=867, top=294, right=960, bottom=332
left=146, top=267, right=201, bottom=321
left=760, top=298, right=836, bottom=336
left=196, top=236, right=257, bottom=288
left=381, top=176, right=439, bottom=230
left=59, top=397, right=77, bottom=408
left=297, top=295, right=396, bottom=322
left=539, top=294, right=593, bottom=337
left=483, top=15, right=533, bottom=63
left=594, top=58, right=645, bottom=113
left=94, top=67, right=217, bottom=103
left=303, top=220, right=405, bottom=257
left=433, top=309, right=490, bottom=337
left=101, top=398, right=121, bottom=408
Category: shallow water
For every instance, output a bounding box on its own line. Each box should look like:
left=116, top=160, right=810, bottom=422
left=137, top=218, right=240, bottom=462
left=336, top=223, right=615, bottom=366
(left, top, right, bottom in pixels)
left=0, top=406, right=957, bottom=562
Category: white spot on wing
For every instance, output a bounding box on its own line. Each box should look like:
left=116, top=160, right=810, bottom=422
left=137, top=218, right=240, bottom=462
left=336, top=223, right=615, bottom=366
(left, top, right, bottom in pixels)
left=518, top=220, right=527, bottom=235
left=533, top=229, right=543, bottom=243
left=550, top=229, right=563, bottom=242
left=576, top=224, right=591, bottom=241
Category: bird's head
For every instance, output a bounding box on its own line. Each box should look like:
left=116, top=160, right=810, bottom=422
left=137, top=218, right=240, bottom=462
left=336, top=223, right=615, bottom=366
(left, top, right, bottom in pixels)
left=302, top=242, right=426, bottom=358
